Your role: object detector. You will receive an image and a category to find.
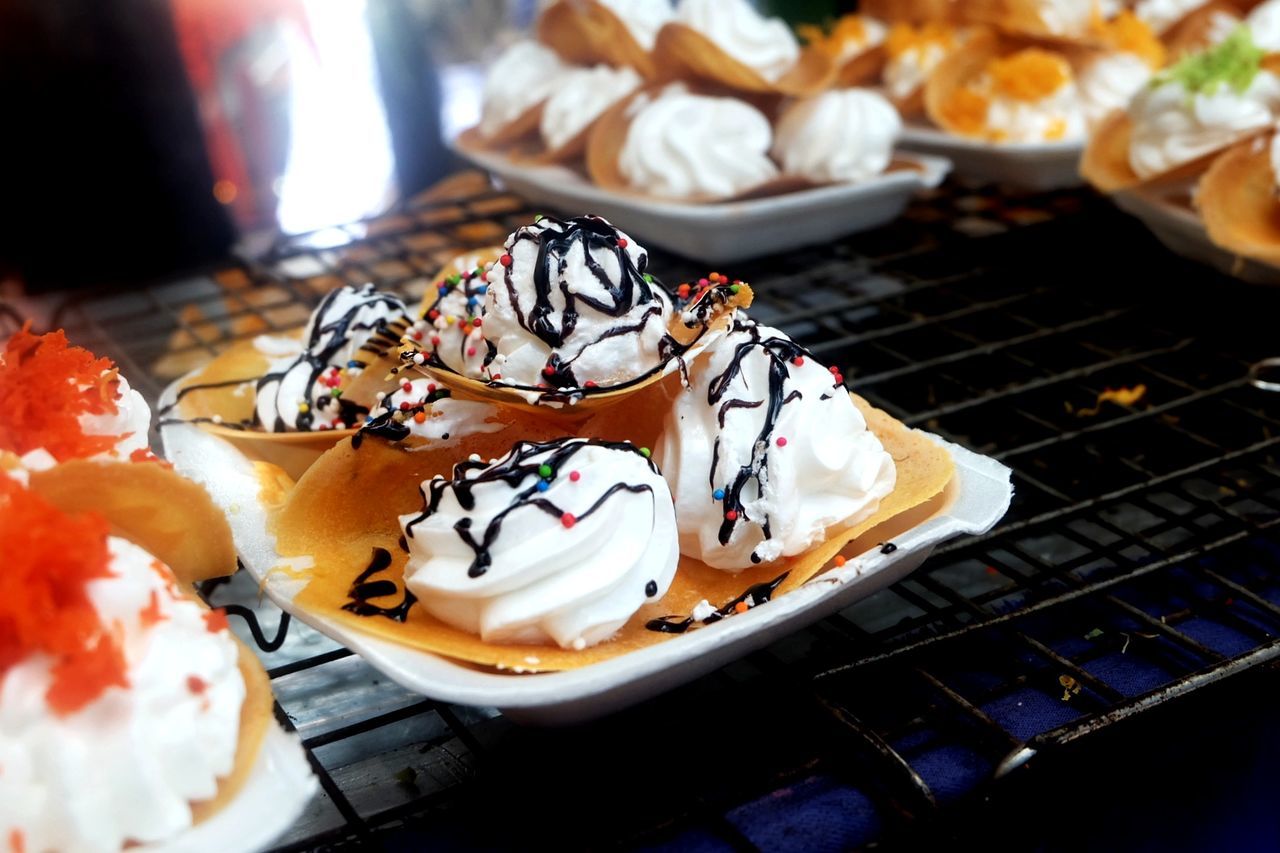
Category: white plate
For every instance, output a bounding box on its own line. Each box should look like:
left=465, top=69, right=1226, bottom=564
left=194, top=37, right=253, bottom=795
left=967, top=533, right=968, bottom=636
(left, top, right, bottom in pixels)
left=1114, top=186, right=1280, bottom=286
left=161, top=381, right=1012, bottom=725
left=899, top=124, right=1084, bottom=190
left=145, top=726, right=316, bottom=853
left=456, top=146, right=950, bottom=264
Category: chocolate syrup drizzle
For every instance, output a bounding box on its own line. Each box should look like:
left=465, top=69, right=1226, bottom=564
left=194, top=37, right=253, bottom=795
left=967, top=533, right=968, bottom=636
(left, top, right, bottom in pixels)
left=645, top=571, right=789, bottom=634
left=158, top=284, right=410, bottom=432
left=402, top=438, right=661, bottom=580
left=706, top=321, right=837, bottom=558
left=342, top=545, right=418, bottom=621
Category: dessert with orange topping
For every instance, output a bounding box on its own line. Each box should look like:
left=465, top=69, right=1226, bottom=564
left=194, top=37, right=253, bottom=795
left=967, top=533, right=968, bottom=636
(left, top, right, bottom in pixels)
left=0, top=476, right=273, bottom=852
left=883, top=22, right=961, bottom=108
left=936, top=45, right=1087, bottom=142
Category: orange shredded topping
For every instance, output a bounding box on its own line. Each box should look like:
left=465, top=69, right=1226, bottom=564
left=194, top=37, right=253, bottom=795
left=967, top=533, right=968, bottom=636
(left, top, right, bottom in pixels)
left=139, top=589, right=166, bottom=627
left=798, top=15, right=874, bottom=58
left=0, top=325, right=125, bottom=462
left=941, top=87, right=991, bottom=136
left=1095, top=10, right=1166, bottom=69
left=0, top=477, right=129, bottom=715
left=1046, top=117, right=1068, bottom=140
left=204, top=608, right=230, bottom=634
left=886, top=22, right=954, bottom=60
left=989, top=49, right=1072, bottom=101
left=1076, top=384, right=1148, bottom=417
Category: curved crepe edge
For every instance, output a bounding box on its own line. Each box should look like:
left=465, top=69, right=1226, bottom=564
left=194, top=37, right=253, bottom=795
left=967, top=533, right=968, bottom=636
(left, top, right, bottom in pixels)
left=28, top=459, right=238, bottom=584
left=1162, top=1, right=1240, bottom=59
left=862, top=0, right=963, bottom=24
left=923, top=26, right=1004, bottom=137
left=189, top=641, right=275, bottom=824
left=1198, top=133, right=1280, bottom=266
left=455, top=101, right=547, bottom=154
left=277, top=394, right=954, bottom=672
left=956, top=0, right=1101, bottom=44
left=652, top=22, right=835, bottom=97
left=1080, top=108, right=1255, bottom=193
left=537, top=0, right=657, bottom=79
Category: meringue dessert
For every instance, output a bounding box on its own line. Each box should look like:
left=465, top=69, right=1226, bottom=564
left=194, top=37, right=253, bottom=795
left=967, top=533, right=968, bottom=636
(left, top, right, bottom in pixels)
left=656, top=319, right=896, bottom=570
left=772, top=88, right=901, bottom=183
left=0, top=476, right=271, bottom=852
left=402, top=438, right=679, bottom=649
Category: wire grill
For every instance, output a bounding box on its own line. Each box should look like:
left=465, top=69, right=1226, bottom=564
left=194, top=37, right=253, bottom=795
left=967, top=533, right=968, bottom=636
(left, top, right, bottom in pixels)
left=19, top=172, right=1280, bottom=849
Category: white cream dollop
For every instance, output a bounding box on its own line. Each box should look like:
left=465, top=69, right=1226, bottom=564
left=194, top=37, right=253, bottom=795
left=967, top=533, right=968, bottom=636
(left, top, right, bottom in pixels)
left=772, top=88, right=901, bottom=183
left=478, top=40, right=569, bottom=139
left=367, top=381, right=506, bottom=446
left=482, top=215, right=674, bottom=395
left=598, top=0, right=674, bottom=49
left=540, top=64, right=642, bottom=151
left=77, top=372, right=152, bottom=461
left=416, top=264, right=492, bottom=380
left=675, top=0, right=799, bottom=82
left=255, top=283, right=410, bottom=431
left=401, top=438, right=679, bottom=648
left=1128, top=72, right=1280, bottom=179
left=655, top=319, right=896, bottom=570
left=1248, top=0, right=1280, bottom=51
left=618, top=83, right=779, bottom=199
left=1076, top=52, right=1154, bottom=127
left=0, top=537, right=246, bottom=853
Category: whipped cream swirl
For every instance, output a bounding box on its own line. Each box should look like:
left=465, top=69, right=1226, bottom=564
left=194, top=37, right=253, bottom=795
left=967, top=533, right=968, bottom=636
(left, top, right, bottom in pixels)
left=0, top=537, right=245, bottom=852
left=655, top=319, right=896, bottom=570
left=598, top=0, right=674, bottom=49
left=618, top=83, right=779, bottom=199
left=675, top=0, right=799, bottom=82
left=1248, top=0, right=1280, bottom=51
left=540, top=64, right=642, bottom=151
left=360, top=381, right=505, bottom=446
left=255, top=284, right=411, bottom=431
left=1076, top=52, right=1154, bottom=126
left=772, top=88, right=900, bottom=183
left=402, top=438, right=679, bottom=649
left=481, top=215, right=674, bottom=396
left=1128, top=71, right=1280, bottom=179
left=478, top=41, right=569, bottom=139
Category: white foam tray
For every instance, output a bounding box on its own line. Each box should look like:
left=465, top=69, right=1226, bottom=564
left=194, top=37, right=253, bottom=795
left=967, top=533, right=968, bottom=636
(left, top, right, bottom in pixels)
left=1114, top=187, right=1280, bottom=286
left=161, top=383, right=1012, bottom=725
left=145, top=727, right=316, bottom=853
left=456, top=146, right=950, bottom=264
left=899, top=124, right=1084, bottom=190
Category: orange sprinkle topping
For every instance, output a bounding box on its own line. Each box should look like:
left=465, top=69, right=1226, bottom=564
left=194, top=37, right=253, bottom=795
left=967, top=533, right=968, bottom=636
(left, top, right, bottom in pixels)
left=886, top=22, right=954, bottom=60
left=139, top=589, right=166, bottom=627
left=1096, top=10, right=1165, bottom=69
left=203, top=608, right=230, bottom=634
left=941, top=87, right=991, bottom=136
left=733, top=601, right=750, bottom=614
left=1045, top=117, right=1068, bottom=140
left=989, top=49, right=1071, bottom=101
left=834, top=555, right=847, bottom=567
left=0, top=477, right=129, bottom=715
left=129, top=447, right=173, bottom=468
left=0, top=325, right=124, bottom=462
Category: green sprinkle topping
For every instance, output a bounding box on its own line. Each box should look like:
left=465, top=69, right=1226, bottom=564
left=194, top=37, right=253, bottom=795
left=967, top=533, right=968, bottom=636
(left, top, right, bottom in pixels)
left=534, top=213, right=544, bottom=222
left=448, top=273, right=462, bottom=285
left=639, top=447, right=652, bottom=458
left=1156, top=25, right=1263, bottom=95
left=538, top=463, right=553, bottom=479
left=331, top=388, right=342, bottom=398
left=729, top=284, right=742, bottom=294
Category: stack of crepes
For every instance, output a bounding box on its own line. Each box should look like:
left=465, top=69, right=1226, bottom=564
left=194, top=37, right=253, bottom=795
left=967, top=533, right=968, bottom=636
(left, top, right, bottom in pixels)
left=458, top=0, right=908, bottom=202
left=844, top=0, right=1269, bottom=145
left=170, top=214, right=958, bottom=673
left=1082, top=3, right=1280, bottom=267
left=0, top=327, right=275, bottom=852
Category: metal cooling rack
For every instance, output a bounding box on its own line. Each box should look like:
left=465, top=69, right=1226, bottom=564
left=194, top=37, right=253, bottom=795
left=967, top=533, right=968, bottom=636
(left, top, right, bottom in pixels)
left=14, top=171, right=1280, bottom=850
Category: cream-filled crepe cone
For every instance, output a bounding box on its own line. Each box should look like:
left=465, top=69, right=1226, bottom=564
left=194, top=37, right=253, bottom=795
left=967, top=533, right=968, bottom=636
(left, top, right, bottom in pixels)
left=1074, top=11, right=1167, bottom=128
left=587, top=83, right=808, bottom=201
left=461, top=40, right=570, bottom=149
left=399, top=215, right=752, bottom=412
left=881, top=22, right=969, bottom=114
left=797, top=14, right=891, bottom=86
left=1082, top=27, right=1280, bottom=191
left=652, top=0, right=835, bottom=96
left=0, top=477, right=273, bottom=852
left=772, top=88, right=903, bottom=184
left=925, top=29, right=1088, bottom=142
left=537, top=0, right=671, bottom=79
left=1198, top=131, right=1280, bottom=264
left=1161, top=1, right=1242, bottom=59
left=529, top=63, right=644, bottom=163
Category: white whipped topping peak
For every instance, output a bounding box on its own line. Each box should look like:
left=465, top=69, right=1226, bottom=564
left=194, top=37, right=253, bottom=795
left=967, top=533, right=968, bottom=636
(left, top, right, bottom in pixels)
left=540, top=64, right=642, bottom=151
left=618, top=83, right=779, bottom=199
left=772, top=88, right=900, bottom=183
left=675, top=0, right=799, bottom=81
left=402, top=438, right=679, bottom=648
left=255, top=283, right=410, bottom=431
left=598, top=0, right=673, bottom=49
left=1248, top=0, right=1280, bottom=51
left=1128, top=71, right=1280, bottom=179
left=1077, top=52, right=1154, bottom=127
left=78, top=371, right=152, bottom=462
left=655, top=319, right=896, bottom=570
left=479, top=40, right=569, bottom=138
left=481, top=215, right=674, bottom=395
left=0, top=537, right=245, bottom=852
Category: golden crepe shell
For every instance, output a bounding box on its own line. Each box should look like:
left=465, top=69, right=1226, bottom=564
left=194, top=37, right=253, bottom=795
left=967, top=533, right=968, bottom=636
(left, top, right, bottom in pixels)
left=537, top=0, right=658, bottom=79
left=651, top=22, right=836, bottom=97
left=1198, top=133, right=1280, bottom=265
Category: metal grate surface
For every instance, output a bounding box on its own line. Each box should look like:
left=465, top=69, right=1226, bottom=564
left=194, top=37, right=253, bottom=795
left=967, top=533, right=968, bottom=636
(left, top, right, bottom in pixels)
left=14, top=171, right=1280, bottom=850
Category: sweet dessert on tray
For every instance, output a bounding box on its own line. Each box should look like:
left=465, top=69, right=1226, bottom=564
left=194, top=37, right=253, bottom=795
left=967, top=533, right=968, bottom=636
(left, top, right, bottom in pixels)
left=170, top=215, right=957, bottom=673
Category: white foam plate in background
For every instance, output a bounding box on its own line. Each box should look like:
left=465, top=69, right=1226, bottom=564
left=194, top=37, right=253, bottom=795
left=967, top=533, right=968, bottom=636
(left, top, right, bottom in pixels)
left=899, top=124, right=1084, bottom=190
left=161, top=378, right=1012, bottom=726
left=456, top=146, right=950, bottom=264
